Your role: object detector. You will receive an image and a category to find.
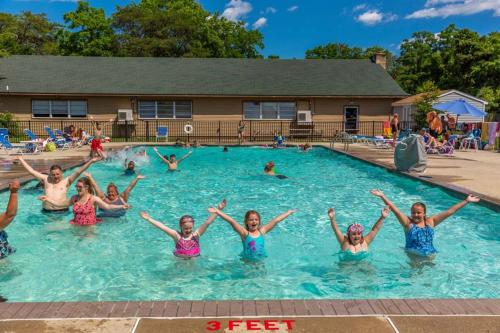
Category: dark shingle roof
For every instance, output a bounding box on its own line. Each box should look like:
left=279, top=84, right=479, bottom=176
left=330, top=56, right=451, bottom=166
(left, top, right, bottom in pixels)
left=0, top=55, right=407, bottom=96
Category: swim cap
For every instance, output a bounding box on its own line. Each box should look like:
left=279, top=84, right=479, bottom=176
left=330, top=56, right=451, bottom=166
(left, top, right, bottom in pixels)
left=347, top=223, right=364, bottom=234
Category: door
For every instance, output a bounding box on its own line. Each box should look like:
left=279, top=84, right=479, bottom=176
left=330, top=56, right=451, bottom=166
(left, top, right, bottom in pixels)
left=344, top=106, right=359, bottom=132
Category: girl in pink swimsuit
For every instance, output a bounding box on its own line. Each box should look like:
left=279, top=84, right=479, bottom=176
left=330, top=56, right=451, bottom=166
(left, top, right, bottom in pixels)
left=140, top=199, right=226, bottom=259
left=39, top=177, right=129, bottom=225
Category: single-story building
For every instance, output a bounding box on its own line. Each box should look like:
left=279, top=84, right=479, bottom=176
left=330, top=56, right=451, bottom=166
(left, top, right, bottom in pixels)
left=0, top=55, right=406, bottom=125
left=392, top=89, right=488, bottom=124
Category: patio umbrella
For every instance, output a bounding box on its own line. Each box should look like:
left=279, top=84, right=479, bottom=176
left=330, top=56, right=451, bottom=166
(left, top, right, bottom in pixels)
left=433, top=99, right=487, bottom=117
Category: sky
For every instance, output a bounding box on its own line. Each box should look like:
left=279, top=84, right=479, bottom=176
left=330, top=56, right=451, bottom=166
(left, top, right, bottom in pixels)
left=1, top=0, right=499, bottom=58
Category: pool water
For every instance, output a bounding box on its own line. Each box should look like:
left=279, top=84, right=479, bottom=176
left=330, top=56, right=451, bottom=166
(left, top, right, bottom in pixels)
left=0, top=146, right=499, bottom=301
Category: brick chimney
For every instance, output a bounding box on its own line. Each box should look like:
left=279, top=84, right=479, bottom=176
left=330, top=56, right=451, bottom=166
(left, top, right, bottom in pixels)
left=372, top=52, right=387, bottom=70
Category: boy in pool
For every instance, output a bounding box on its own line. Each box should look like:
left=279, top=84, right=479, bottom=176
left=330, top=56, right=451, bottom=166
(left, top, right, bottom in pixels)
left=370, top=189, right=480, bottom=257
left=124, top=160, right=136, bottom=175
left=327, top=206, right=389, bottom=255
left=264, top=161, right=287, bottom=179
left=152, top=147, right=192, bottom=171
left=140, top=199, right=227, bottom=258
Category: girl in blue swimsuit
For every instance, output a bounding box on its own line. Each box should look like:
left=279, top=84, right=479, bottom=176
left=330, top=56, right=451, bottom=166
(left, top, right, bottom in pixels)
left=208, top=206, right=296, bottom=260
left=0, top=180, right=19, bottom=260
left=370, top=189, right=480, bottom=257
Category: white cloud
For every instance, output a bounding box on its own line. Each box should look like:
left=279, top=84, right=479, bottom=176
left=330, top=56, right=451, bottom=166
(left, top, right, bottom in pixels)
left=252, top=17, right=267, bottom=29
left=407, top=0, right=500, bottom=19
left=356, top=10, right=398, bottom=25
left=262, top=7, right=277, bottom=14
left=353, top=4, right=367, bottom=12
left=222, top=0, right=253, bottom=22
left=287, top=5, right=299, bottom=12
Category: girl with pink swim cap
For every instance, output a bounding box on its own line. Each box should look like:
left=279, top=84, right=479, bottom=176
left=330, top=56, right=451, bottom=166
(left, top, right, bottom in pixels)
left=327, top=206, right=390, bottom=254
left=139, top=199, right=226, bottom=259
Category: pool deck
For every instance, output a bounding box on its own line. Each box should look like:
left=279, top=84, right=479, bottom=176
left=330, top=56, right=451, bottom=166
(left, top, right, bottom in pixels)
left=0, top=142, right=499, bottom=332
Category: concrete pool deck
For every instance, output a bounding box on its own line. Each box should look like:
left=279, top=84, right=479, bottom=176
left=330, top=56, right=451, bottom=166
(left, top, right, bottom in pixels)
left=0, top=142, right=499, bottom=332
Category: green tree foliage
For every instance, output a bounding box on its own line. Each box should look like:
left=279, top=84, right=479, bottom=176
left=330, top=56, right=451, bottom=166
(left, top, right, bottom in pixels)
left=0, top=12, right=59, bottom=55
left=111, top=0, right=263, bottom=57
left=477, top=86, right=500, bottom=116
left=57, top=1, right=114, bottom=56
left=414, top=81, right=440, bottom=129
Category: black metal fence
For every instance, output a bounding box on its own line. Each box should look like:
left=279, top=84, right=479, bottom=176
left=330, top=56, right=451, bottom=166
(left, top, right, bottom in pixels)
left=2, top=120, right=416, bottom=143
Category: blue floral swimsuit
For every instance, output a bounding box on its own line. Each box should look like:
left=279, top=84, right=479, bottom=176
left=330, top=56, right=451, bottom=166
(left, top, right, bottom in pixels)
left=0, top=230, right=15, bottom=259
left=405, top=224, right=437, bottom=257
left=242, top=231, right=266, bottom=259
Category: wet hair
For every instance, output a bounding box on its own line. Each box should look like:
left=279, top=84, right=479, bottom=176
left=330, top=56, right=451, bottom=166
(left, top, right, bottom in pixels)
left=50, top=165, right=62, bottom=172
left=170, top=154, right=176, bottom=159
left=107, top=183, right=119, bottom=195
left=179, top=215, right=195, bottom=227
left=127, top=160, right=135, bottom=167
left=77, top=177, right=94, bottom=195
left=411, top=202, right=427, bottom=214
left=223, top=146, right=228, bottom=152
left=244, top=210, right=261, bottom=230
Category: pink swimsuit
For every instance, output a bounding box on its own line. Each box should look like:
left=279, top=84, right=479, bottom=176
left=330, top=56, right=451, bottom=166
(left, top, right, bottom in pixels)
left=173, top=234, right=200, bottom=258
left=70, top=197, right=102, bottom=226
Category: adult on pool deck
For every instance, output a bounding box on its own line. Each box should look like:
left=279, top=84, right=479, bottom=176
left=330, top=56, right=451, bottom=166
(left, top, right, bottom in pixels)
left=84, top=172, right=145, bottom=218
left=152, top=147, right=192, bottom=171
left=38, top=177, right=129, bottom=225
left=370, top=189, right=480, bottom=257
left=0, top=180, right=20, bottom=260
left=17, top=156, right=100, bottom=212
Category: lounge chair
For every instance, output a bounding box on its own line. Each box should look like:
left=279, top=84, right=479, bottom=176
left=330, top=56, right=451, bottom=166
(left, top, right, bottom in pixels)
left=22, top=129, right=44, bottom=154
left=0, top=134, right=23, bottom=155
left=460, top=129, right=481, bottom=151
left=44, top=126, right=70, bottom=150
left=156, top=126, right=169, bottom=142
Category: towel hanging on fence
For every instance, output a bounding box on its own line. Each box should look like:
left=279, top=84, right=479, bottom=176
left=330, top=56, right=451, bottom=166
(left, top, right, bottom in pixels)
left=489, top=122, right=498, bottom=145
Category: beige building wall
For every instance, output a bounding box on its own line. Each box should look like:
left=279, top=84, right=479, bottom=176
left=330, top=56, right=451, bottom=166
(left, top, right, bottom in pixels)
left=1, top=95, right=397, bottom=122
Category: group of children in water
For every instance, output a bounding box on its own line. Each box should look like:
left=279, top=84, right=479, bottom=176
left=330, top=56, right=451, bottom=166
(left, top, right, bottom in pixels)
left=0, top=146, right=481, bottom=262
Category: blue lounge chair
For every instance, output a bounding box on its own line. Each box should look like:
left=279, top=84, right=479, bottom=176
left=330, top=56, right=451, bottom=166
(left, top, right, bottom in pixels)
left=156, top=126, right=168, bottom=142
left=0, top=134, right=23, bottom=155
left=44, top=126, right=70, bottom=150
left=22, top=129, right=43, bottom=154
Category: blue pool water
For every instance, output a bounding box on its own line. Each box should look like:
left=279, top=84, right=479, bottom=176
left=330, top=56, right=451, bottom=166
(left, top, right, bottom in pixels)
left=0, top=146, right=499, bottom=301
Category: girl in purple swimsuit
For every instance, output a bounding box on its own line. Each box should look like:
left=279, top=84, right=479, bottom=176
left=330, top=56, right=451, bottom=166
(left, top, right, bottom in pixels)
left=140, top=199, right=226, bottom=259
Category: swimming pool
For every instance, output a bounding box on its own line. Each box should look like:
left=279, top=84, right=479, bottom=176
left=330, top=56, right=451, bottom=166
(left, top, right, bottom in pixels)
left=1, top=146, right=499, bottom=301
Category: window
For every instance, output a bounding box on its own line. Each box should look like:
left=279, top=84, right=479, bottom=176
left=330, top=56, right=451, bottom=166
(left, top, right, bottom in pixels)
left=32, top=100, right=87, bottom=118
left=243, top=102, right=296, bottom=120
left=344, top=106, right=359, bottom=131
left=138, top=100, right=192, bottom=119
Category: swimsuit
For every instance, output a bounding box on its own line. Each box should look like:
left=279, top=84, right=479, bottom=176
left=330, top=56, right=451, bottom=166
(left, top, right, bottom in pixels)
left=91, top=138, right=103, bottom=151
left=70, top=197, right=102, bottom=225
left=173, top=234, right=200, bottom=258
left=42, top=207, right=69, bottom=214
left=98, top=197, right=126, bottom=218
left=391, top=123, right=398, bottom=133
left=124, top=169, right=136, bottom=176
left=405, top=223, right=437, bottom=256
left=0, top=230, right=15, bottom=259
left=242, top=231, right=266, bottom=259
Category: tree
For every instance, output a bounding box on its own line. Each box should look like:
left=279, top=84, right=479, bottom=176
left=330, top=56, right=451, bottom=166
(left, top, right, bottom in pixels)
left=111, top=0, right=263, bottom=57
left=57, top=1, right=115, bottom=56
left=477, top=86, right=500, bottom=117
left=0, top=12, right=59, bottom=55
left=414, top=81, right=440, bottom=129
left=305, top=43, right=364, bottom=59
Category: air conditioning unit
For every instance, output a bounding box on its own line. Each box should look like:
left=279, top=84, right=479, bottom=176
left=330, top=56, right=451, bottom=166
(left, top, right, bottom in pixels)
left=117, top=109, right=133, bottom=122
left=297, top=110, right=312, bottom=123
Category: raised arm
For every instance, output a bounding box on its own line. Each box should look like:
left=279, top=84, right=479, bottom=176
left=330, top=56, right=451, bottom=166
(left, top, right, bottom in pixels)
left=327, top=208, right=346, bottom=246
left=120, top=175, right=145, bottom=202
left=152, top=148, right=172, bottom=165
left=0, top=180, right=20, bottom=230
left=67, top=157, right=99, bottom=185
left=140, top=211, right=179, bottom=241
left=92, top=196, right=129, bottom=211
left=370, top=189, right=410, bottom=229
left=177, top=151, right=193, bottom=163
left=195, top=199, right=226, bottom=237
left=364, top=206, right=389, bottom=244
left=429, top=195, right=480, bottom=227
left=207, top=207, right=247, bottom=239
left=84, top=172, right=105, bottom=199
left=16, top=157, right=47, bottom=181
left=260, top=209, right=296, bottom=235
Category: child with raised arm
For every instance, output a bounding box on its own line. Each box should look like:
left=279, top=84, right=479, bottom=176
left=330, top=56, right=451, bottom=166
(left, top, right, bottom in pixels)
left=328, top=206, right=389, bottom=256
left=152, top=147, right=192, bottom=171
left=370, top=189, right=480, bottom=257
left=0, top=180, right=19, bottom=259
left=207, top=207, right=296, bottom=260
left=140, top=199, right=227, bottom=259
